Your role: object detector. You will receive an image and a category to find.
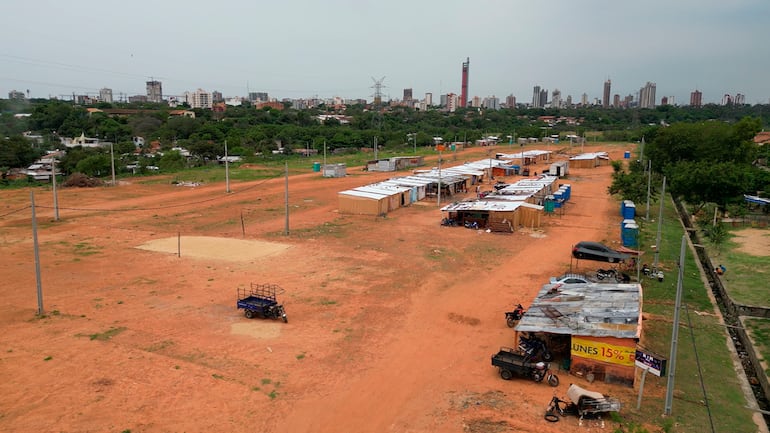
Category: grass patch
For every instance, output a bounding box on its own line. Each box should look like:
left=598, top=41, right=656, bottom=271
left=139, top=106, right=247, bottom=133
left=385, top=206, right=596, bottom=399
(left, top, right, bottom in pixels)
left=72, top=241, right=103, bottom=256
left=317, top=298, right=337, bottom=306
left=702, top=231, right=770, bottom=307
left=624, top=196, right=758, bottom=433
left=261, top=378, right=272, bottom=385
left=43, top=356, right=52, bottom=361
left=84, top=327, right=127, bottom=341
left=144, top=340, right=175, bottom=352
left=296, top=352, right=306, bottom=360
left=212, top=374, right=224, bottom=380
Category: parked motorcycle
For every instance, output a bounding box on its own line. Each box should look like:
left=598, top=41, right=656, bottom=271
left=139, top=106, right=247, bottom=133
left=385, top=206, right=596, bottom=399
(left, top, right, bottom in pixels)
left=642, top=264, right=664, bottom=282
left=440, top=217, right=458, bottom=227
left=464, top=221, right=480, bottom=229
left=596, top=268, right=617, bottom=281
left=505, top=304, right=525, bottom=328
left=518, top=334, right=553, bottom=362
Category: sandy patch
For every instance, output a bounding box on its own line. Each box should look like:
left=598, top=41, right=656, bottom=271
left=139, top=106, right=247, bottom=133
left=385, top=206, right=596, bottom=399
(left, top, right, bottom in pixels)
left=732, top=228, right=770, bottom=256
left=230, top=322, right=283, bottom=339
left=136, top=235, right=291, bottom=261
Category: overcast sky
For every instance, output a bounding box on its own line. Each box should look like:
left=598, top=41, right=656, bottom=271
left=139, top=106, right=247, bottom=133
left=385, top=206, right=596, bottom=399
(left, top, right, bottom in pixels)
left=2, top=0, right=769, bottom=105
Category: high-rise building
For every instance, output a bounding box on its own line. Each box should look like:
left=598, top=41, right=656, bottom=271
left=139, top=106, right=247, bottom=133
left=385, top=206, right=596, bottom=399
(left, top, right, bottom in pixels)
left=445, top=93, right=458, bottom=112
left=482, top=96, right=500, bottom=110
left=212, top=91, right=223, bottom=103
left=532, top=85, right=541, bottom=108
left=460, top=58, right=469, bottom=108
left=187, top=89, right=213, bottom=109
left=613, top=94, right=620, bottom=108
left=471, top=96, right=481, bottom=108
left=581, top=93, right=588, bottom=106
left=551, top=89, right=561, bottom=109
left=425, top=92, right=432, bottom=106
left=99, top=88, right=113, bottom=103
left=539, top=89, right=548, bottom=108
left=8, top=89, right=25, bottom=100
left=566, top=95, right=572, bottom=107
left=690, top=90, right=703, bottom=107
left=505, top=94, right=516, bottom=108
left=638, top=82, right=656, bottom=108
left=403, top=88, right=413, bottom=101
left=146, top=80, right=163, bottom=103
left=602, top=79, right=611, bottom=108
left=735, top=93, right=745, bottom=105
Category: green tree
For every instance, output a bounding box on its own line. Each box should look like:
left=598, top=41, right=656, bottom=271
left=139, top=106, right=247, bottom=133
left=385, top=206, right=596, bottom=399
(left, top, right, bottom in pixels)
left=75, top=154, right=111, bottom=177
left=0, top=136, right=43, bottom=169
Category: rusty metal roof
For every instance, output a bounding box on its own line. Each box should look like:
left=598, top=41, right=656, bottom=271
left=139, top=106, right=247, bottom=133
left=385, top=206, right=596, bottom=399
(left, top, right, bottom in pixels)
left=515, top=282, right=642, bottom=339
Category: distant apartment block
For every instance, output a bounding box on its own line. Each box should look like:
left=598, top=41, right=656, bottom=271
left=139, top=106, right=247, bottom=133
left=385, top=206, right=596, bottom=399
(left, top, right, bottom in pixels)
left=532, top=85, right=541, bottom=108
left=99, top=87, right=113, bottom=103
left=8, top=89, right=25, bottom=100
left=425, top=93, right=433, bottom=106
left=212, top=91, right=223, bottom=103
left=146, top=80, right=163, bottom=103
left=603, top=79, right=611, bottom=108
left=186, top=89, right=213, bottom=109
left=638, top=82, right=656, bottom=108
left=551, top=89, right=561, bottom=109
left=505, top=94, right=516, bottom=108
left=249, top=92, right=268, bottom=102
left=129, top=95, right=148, bottom=103
left=690, top=89, right=702, bottom=107
left=403, top=88, right=412, bottom=101
left=482, top=96, right=500, bottom=110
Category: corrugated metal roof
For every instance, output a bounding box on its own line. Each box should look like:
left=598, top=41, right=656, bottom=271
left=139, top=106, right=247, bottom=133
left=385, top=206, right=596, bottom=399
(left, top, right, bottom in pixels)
left=515, top=282, right=642, bottom=339
left=338, top=190, right=388, bottom=199
left=440, top=200, right=524, bottom=212
left=570, top=152, right=609, bottom=161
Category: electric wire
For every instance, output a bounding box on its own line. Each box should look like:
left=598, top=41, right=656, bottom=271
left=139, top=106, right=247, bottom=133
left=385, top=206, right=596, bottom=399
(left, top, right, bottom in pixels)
left=684, top=303, right=717, bottom=433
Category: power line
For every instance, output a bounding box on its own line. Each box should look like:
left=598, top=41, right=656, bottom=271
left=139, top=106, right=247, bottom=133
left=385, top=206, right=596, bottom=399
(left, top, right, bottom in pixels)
left=0, top=205, right=31, bottom=218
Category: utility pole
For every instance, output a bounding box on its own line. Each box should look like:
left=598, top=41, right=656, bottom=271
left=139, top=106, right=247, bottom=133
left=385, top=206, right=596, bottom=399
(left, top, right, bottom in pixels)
left=31, top=191, right=44, bottom=315
left=653, top=176, right=666, bottom=268
left=664, top=235, right=687, bottom=415
left=225, top=140, right=231, bottom=193
left=374, top=136, right=378, bottom=160
left=323, top=139, right=327, bottom=172
left=437, top=148, right=442, bottom=206
left=645, top=160, right=652, bottom=221
left=51, top=157, right=59, bottom=221
left=110, top=141, right=116, bottom=186
left=284, top=162, right=289, bottom=236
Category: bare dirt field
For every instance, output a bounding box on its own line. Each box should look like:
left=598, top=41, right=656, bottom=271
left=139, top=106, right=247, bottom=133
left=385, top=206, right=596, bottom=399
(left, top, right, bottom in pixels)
left=732, top=228, right=770, bottom=256
left=1, top=144, right=645, bottom=433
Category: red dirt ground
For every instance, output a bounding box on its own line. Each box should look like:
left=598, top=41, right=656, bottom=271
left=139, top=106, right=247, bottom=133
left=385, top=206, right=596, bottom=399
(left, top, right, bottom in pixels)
left=0, top=144, right=641, bottom=433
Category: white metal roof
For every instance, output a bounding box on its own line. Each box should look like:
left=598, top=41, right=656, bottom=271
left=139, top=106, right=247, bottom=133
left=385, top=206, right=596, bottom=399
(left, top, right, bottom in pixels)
left=339, top=190, right=388, bottom=200
left=440, top=200, right=525, bottom=212
left=570, top=152, right=609, bottom=160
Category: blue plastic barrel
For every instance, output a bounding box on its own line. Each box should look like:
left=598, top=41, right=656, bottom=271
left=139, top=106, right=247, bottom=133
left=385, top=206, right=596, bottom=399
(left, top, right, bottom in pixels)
left=312, top=162, right=321, bottom=172
left=624, top=151, right=631, bottom=159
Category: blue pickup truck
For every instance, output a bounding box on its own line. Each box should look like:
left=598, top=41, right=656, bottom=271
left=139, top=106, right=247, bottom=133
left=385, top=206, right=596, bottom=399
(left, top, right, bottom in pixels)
left=237, top=283, right=287, bottom=323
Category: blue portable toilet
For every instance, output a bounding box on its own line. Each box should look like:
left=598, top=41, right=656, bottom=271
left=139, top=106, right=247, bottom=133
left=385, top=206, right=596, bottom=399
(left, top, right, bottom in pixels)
left=622, top=222, right=639, bottom=247
left=623, top=201, right=636, bottom=219
left=624, top=151, right=631, bottom=159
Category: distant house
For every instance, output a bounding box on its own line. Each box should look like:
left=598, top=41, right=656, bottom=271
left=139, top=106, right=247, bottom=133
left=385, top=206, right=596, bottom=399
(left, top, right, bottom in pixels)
left=753, top=131, right=770, bottom=146
left=168, top=110, right=195, bottom=118
left=68, top=132, right=102, bottom=148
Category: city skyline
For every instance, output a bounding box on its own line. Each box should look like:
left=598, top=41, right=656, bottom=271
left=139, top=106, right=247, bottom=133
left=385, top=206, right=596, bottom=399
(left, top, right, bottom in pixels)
left=2, top=0, right=769, bottom=105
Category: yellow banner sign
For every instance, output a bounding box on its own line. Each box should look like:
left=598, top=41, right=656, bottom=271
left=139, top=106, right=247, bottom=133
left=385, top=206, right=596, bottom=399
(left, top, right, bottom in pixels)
left=571, top=337, right=635, bottom=366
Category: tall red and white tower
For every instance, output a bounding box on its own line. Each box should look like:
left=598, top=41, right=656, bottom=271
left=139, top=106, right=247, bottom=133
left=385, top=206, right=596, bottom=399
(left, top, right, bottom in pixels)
left=460, top=57, right=469, bottom=108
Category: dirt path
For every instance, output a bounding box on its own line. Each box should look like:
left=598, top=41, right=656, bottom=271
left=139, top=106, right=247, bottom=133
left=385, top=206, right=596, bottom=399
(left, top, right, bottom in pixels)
left=0, top=144, right=633, bottom=433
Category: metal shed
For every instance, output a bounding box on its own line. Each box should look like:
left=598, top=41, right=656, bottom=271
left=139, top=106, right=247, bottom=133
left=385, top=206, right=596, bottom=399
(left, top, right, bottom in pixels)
left=515, top=282, right=642, bottom=386
left=338, top=190, right=390, bottom=215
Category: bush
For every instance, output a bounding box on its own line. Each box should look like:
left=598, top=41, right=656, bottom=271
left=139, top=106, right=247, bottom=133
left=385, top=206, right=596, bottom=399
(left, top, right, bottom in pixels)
left=63, top=172, right=104, bottom=188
